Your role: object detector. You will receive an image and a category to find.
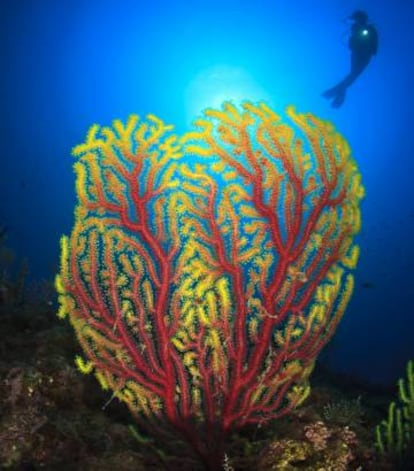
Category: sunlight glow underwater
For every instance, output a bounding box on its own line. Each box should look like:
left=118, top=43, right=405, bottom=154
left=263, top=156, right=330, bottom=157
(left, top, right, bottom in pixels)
left=184, top=65, right=274, bottom=125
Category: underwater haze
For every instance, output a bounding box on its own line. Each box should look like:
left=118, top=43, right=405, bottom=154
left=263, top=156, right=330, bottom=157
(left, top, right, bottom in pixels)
left=1, top=0, right=413, bottom=388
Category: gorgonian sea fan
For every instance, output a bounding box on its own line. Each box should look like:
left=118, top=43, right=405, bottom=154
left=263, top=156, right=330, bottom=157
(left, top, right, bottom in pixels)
left=56, top=101, right=364, bottom=469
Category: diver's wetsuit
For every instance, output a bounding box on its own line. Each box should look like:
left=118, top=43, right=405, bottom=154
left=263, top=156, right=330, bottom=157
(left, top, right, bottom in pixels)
left=323, top=19, right=378, bottom=108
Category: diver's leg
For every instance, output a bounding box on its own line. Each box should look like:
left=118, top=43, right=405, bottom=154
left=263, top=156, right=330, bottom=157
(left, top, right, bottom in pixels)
left=324, top=56, right=362, bottom=96
left=342, top=53, right=371, bottom=87
left=323, top=54, right=371, bottom=106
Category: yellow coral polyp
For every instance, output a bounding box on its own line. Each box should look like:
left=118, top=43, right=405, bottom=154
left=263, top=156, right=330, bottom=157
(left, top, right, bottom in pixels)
left=56, top=299, right=68, bottom=320
left=326, top=265, right=344, bottom=287
left=116, top=274, right=129, bottom=288
left=197, top=306, right=210, bottom=326
left=342, top=244, right=360, bottom=269
left=180, top=276, right=195, bottom=295
left=172, top=337, right=187, bottom=352
left=94, top=371, right=109, bottom=391
left=55, top=274, right=64, bottom=296
left=239, top=247, right=259, bottom=263
left=240, top=204, right=259, bottom=217
left=216, top=277, right=231, bottom=309
left=192, top=388, right=202, bottom=408
left=195, top=276, right=214, bottom=298
left=143, top=279, right=154, bottom=311
left=210, top=161, right=226, bottom=172
left=309, top=303, right=327, bottom=324
left=183, top=308, right=196, bottom=328
left=315, top=282, right=336, bottom=306
left=119, top=387, right=135, bottom=405
left=189, top=366, right=202, bottom=379
left=205, top=291, right=218, bottom=318
left=57, top=293, right=76, bottom=320
left=207, top=328, right=221, bottom=350
left=291, top=327, right=304, bottom=338
left=248, top=318, right=259, bottom=338
left=75, top=355, right=94, bottom=374
left=184, top=352, right=197, bottom=367
left=250, top=384, right=267, bottom=405
left=290, top=384, right=311, bottom=407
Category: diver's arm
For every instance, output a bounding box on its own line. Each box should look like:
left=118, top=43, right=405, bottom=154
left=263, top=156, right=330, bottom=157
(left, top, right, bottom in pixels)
left=348, top=25, right=358, bottom=50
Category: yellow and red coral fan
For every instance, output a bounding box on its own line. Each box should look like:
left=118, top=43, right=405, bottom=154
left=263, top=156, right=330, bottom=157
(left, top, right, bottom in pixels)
left=56, top=101, right=364, bottom=469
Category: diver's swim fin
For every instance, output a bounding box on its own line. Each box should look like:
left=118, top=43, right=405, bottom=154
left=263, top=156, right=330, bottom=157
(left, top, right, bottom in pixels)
left=331, top=89, right=346, bottom=108
left=322, top=84, right=347, bottom=108
left=322, top=87, right=338, bottom=99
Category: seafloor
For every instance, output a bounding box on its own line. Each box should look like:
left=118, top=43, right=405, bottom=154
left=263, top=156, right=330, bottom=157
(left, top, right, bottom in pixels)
left=0, top=250, right=412, bottom=470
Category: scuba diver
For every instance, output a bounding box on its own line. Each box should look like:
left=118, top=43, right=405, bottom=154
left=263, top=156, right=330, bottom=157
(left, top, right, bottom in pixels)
left=323, top=10, right=378, bottom=108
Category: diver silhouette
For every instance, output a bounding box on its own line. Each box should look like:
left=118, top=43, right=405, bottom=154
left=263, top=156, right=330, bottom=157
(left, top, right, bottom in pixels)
left=323, top=10, right=378, bottom=108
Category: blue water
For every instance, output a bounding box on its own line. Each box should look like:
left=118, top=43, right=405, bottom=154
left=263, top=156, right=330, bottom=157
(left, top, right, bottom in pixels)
left=1, top=0, right=413, bottom=386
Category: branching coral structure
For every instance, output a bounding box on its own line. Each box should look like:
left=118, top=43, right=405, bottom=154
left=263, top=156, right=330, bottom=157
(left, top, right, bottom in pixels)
left=56, top=101, right=364, bottom=469
left=376, top=359, right=414, bottom=457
